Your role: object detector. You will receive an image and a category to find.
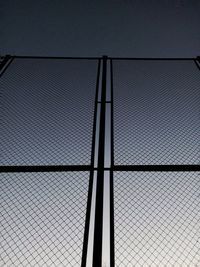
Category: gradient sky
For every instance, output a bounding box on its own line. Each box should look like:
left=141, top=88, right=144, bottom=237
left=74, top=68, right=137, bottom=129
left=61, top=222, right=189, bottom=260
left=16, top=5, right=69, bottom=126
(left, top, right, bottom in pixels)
left=0, top=0, right=200, bottom=57
left=1, top=1, right=199, bottom=266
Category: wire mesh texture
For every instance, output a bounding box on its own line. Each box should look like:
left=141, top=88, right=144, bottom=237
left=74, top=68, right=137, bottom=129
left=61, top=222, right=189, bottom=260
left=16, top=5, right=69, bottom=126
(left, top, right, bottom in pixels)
left=113, top=60, right=200, bottom=165
left=0, top=172, right=89, bottom=267
left=114, top=172, right=199, bottom=267
left=0, top=58, right=98, bottom=165
left=0, top=57, right=199, bottom=267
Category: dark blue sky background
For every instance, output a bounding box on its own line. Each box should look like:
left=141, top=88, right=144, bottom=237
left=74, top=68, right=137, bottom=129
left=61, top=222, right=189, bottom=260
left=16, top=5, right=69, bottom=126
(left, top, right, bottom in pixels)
left=0, top=0, right=200, bottom=57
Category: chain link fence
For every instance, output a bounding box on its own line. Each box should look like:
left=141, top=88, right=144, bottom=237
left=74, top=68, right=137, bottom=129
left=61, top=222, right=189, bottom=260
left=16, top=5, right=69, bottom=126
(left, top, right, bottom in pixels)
left=114, top=171, right=199, bottom=267
left=0, top=58, right=98, bottom=165
left=0, top=172, right=89, bottom=267
left=113, top=60, right=200, bottom=165
left=0, top=57, right=199, bottom=267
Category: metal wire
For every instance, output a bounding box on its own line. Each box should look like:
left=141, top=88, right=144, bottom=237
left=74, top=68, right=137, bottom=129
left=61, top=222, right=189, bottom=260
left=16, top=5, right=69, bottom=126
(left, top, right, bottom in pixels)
left=114, top=171, right=199, bottom=267
left=0, top=58, right=98, bottom=166
left=113, top=60, right=200, bottom=165
left=0, top=172, right=89, bottom=267
left=0, top=57, right=199, bottom=267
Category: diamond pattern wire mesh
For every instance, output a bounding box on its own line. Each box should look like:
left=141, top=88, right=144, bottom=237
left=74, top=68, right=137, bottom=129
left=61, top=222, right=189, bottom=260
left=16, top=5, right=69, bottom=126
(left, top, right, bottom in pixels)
left=0, top=172, right=89, bottom=267
left=1, top=57, right=199, bottom=267
left=0, top=58, right=97, bottom=165
left=114, top=172, right=199, bottom=267
left=113, top=60, right=200, bottom=165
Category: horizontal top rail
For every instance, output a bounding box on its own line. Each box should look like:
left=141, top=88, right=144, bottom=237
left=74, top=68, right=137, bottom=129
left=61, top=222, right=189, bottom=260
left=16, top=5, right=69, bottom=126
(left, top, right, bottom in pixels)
left=2, top=55, right=199, bottom=60
left=110, top=57, right=196, bottom=60
left=13, top=55, right=100, bottom=60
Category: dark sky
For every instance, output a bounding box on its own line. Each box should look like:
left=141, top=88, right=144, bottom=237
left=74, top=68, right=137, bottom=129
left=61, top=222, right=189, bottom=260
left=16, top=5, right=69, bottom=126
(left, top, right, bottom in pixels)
left=0, top=0, right=200, bottom=57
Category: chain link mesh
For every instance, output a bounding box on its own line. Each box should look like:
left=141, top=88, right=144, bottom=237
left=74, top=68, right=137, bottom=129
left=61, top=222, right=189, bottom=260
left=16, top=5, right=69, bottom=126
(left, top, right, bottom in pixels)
left=0, top=172, right=89, bottom=267
left=0, top=58, right=97, bottom=165
left=114, top=172, right=199, bottom=266
left=1, top=58, right=199, bottom=267
left=113, top=60, right=200, bottom=165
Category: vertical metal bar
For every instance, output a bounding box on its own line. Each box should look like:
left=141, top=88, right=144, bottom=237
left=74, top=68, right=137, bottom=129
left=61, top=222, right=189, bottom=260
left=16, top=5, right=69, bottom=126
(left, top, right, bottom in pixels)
left=93, top=56, right=107, bottom=266
left=110, top=59, right=115, bottom=267
left=81, top=60, right=101, bottom=267
left=0, top=55, right=14, bottom=78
